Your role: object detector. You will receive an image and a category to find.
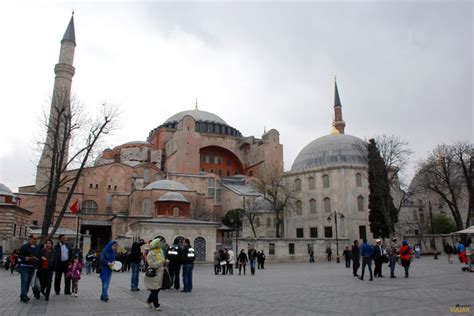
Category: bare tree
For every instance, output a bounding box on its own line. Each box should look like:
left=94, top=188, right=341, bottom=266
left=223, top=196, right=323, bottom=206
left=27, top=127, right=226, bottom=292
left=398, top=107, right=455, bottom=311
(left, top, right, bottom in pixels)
left=243, top=196, right=258, bottom=238
left=256, top=165, right=297, bottom=238
left=39, top=94, right=119, bottom=242
left=415, top=143, right=472, bottom=230
left=191, top=194, right=213, bottom=221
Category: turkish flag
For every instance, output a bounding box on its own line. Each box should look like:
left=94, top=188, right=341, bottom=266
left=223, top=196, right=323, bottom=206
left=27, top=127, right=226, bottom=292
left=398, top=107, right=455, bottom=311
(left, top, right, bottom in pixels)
left=70, top=199, right=79, bottom=214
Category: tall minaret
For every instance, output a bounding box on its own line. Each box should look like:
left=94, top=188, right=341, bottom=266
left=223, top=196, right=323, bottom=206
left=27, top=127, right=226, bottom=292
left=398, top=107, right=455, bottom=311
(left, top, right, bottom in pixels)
left=332, top=79, right=346, bottom=134
left=35, top=15, right=76, bottom=192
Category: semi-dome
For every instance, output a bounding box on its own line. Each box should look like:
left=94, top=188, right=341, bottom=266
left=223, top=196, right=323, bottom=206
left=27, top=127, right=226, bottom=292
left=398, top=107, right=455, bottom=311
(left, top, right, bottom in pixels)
left=164, top=109, right=227, bottom=125
left=144, top=179, right=189, bottom=191
left=291, top=134, right=367, bottom=172
left=253, top=196, right=273, bottom=211
left=0, top=183, right=14, bottom=197
left=158, top=192, right=189, bottom=203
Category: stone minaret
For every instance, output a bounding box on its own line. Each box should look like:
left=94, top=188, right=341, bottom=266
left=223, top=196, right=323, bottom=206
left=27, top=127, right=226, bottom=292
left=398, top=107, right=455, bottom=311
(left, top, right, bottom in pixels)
left=35, top=15, right=76, bottom=192
left=332, top=80, right=346, bottom=134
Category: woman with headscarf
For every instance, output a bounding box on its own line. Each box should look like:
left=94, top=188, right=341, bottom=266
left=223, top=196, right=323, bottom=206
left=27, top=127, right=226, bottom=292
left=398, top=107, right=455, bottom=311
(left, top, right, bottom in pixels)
left=99, top=240, right=117, bottom=302
left=144, top=238, right=166, bottom=311
left=399, top=240, right=412, bottom=278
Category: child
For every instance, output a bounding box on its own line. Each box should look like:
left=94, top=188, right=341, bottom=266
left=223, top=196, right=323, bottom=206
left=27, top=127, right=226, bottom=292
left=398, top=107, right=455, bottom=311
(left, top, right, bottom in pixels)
left=67, top=255, right=83, bottom=297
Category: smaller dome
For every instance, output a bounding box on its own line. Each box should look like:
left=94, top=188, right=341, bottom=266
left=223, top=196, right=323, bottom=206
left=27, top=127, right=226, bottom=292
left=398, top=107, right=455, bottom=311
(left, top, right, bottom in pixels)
left=122, top=141, right=151, bottom=146
left=144, top=179, right=189, bottom=191
left=164, top=109, right=227, bottom=125
left=253, top=196, right=273, bottom=211
left=0, top=183, right=14, bottom=197
left=159, top=192, right=189, bottom=203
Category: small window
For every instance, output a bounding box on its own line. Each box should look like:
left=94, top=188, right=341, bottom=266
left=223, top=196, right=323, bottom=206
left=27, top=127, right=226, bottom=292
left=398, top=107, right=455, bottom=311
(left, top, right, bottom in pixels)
left=294, top=178, right=302, bottom=191
left=226, top=171, right=230, bottom=176
left=308, top=177, right=315, bottom=190
left=310, top=227, right=318, bottom=238
left=359, top=226, right=367, bottom=240
left=323, top=175, right=330, bottom=188
left=356, top=173, right=362, bottom=187
left=210, top=168, right=214, bottom=173
left=310, top=199, right=316, bottom=214
left=324, top=197, right=331, bottom=213
left=296, top=200, right=303, bottom=215
left=269, top=243, right=275, bottom=255
left=89, top=183, right=93, bottom=188
left=289, top=243, right=295, bottom=255
left=324, top=226, right=333, bottom=238
left=108, top=184, right=111, bottom=190
left=296, top=228, right=304, bottom=238
left=13, top=224, right=16, bottom=237
left=95, top=184, right=99, bottom=189
left=173, top=207, right=180, bottom=217
left=19, top=226, right=22, bottom=237
left=357, top=196, right=364, bottom=212
left=66, top=187, right=70, bottom=191
left=32, top=220, right=38, bottom=226
left=414, top=229, right=419, bottom=236
left=113, top=185, right=117, bottom=191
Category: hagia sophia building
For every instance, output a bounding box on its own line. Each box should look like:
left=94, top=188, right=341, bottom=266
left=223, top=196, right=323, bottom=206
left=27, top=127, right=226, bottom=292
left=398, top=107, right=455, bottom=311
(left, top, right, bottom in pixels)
left=2, top=15, right=381, bottom=262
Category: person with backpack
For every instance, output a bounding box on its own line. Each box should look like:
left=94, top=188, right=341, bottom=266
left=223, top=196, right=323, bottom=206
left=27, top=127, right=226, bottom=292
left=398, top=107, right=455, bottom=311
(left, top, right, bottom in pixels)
left=181, top=239, right=195, bottom=292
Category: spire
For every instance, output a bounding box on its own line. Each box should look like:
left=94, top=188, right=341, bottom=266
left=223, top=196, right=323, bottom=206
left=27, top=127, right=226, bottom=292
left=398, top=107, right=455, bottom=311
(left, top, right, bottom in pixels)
left=62, top=14, right=76, bottom=45
left=332, top=78, right=345, bottom=134
left=334, top=79, right=342, bottom=107
left=195, top=98, right=199, bottom=110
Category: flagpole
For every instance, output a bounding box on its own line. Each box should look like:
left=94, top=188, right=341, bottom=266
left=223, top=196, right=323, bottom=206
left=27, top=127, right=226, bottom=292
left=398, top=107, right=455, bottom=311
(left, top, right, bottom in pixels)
left=75, top=207, right=81, bottom=256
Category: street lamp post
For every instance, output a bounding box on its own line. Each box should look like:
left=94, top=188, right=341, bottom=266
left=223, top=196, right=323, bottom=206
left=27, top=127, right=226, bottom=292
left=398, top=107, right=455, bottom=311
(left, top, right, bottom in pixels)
left=328, top=211, right=345, bottom=263
left=429, top=201, right=439, bottom=259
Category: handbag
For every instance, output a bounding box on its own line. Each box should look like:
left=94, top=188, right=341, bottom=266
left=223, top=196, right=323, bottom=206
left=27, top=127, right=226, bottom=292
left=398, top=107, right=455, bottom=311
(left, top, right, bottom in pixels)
left=161, top=268, right=172, bottom=290
left=145, top=267, right=156, bottom=277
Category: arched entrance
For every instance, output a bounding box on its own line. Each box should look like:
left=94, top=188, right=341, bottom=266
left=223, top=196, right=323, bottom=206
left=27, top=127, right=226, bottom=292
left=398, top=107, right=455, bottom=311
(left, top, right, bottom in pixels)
left=193, top=237, right=206, bottom=262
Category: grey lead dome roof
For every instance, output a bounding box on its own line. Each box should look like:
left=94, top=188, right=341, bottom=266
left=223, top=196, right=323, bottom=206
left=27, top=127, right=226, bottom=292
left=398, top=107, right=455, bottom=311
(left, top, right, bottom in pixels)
left=0, top=183, right=14, bottom=197
left=159, top=192, right=189, bottom=203
left=144, top=180, right=189, bottom=191
left=164, top=109, right=227, bottom=125
left=291, top=134, right=367, bottom=172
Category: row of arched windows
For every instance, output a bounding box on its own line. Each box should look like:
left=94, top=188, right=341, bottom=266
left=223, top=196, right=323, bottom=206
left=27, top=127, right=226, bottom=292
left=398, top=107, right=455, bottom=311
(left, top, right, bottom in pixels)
left=293, top=196, right=365, bottom=215
left=294, top=173, right=364, bottom=191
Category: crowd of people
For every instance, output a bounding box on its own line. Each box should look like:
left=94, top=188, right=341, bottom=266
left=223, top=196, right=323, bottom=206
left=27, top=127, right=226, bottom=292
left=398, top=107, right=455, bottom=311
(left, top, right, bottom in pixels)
left=213, top=247, right=265, bottom=276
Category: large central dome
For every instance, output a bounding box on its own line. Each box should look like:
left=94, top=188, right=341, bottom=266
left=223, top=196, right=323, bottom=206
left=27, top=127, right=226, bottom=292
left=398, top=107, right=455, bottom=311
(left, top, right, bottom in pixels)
left=291, top=134, right=367, bottom=172
left=164, top=109, right=227, bottom=125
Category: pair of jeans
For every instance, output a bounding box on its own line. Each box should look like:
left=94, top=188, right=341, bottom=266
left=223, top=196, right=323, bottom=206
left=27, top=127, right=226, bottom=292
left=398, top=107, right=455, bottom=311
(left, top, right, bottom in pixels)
left=250, top=259, right=256, bottom=275
left=345, top=258, right=351, bottom=268
left=389, top=256, right=397, bottom=276
left=227, top=263, right=233, bottom=275
left=182, top=264, right=193, bottom=292
left=147, top=289, right=160, bottom=308
left=238, top=263, right=246, bottom=275
left=85, top=262, right=91, bottom=275
left=360, top=257, right=373, bottom=280
left=169, top=263, right=181, bottom=289
left=100, top=271, right=112, bottom=300
left=130, top=262, right=139, bottom=290
left=214, top=264, right=220, bottom=275
left=20, top=266, right=35, bottom=300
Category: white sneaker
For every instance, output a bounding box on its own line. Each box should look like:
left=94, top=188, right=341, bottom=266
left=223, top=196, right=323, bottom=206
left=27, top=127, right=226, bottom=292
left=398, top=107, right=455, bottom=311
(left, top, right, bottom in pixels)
left=74, top=293, right=78, bottom=297
left=154, top=306, right=161, bottom=311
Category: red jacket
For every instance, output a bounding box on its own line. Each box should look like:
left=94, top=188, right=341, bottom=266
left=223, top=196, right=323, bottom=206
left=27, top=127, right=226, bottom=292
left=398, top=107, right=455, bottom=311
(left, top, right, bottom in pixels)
left=400, top=245, right=412, bottom=261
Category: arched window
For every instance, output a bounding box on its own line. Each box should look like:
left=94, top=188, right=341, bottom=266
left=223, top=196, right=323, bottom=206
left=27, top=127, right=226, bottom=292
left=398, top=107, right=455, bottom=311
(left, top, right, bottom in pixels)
left=142, top=198, right=151, bottom=216
left=322, top=175, right=330, bottom=188
left=324, top=197, right=331, bottom=213
left=266, top=217, right=271, bottom=228
left=308, top=177, right=315, bottom=190
left=173, top=206, right=180, bottom=217
left=83, top=200, right=98, bottom=214
left=143, top=168, right=149, bottom=183
left=356, top=173, right=363, bottom=187
left=357, top=196, right=364, bottom=212
left=255, top=217, right=261, bottom=227
left=310, top=199, right=317, bottom=214
left=295, top=178, right=302, bottom=191
left=296, top=200, right=303, bottom=215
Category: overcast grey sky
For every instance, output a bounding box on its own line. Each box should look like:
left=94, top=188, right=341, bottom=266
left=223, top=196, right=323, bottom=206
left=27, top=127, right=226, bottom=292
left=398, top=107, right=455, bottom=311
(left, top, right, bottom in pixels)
left=0, top=1, right=472, bottom=192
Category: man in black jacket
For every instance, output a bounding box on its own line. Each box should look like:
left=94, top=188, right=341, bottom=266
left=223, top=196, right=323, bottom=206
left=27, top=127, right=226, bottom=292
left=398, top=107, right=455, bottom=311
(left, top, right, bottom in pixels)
left=54, top=234, right=72, bottom=295
left=18, top=234, right=40, bottom=302
left=373, top=239, right=384, bottom=278
left=130, top=239, right=145, bottom=291
left=181, top=239, right=195, bottom=292
left=167, top=238, right=182, bottom=290
left=351, top=240, right=360, bottom=277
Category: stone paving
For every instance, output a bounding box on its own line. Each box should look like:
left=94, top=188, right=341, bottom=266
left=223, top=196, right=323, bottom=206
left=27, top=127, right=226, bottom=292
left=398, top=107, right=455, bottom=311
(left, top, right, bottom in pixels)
left=0, top=255, right=472, bottom=316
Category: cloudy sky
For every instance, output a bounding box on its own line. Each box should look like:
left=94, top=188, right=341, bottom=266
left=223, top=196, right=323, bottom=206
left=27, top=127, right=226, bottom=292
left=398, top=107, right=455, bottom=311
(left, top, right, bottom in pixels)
left=0, top=1, right=472, bottom=192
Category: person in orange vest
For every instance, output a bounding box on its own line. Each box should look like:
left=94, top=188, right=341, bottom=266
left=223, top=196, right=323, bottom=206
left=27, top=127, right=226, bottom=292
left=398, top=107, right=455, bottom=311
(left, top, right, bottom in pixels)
left=399, top=240, right=412, bottom=278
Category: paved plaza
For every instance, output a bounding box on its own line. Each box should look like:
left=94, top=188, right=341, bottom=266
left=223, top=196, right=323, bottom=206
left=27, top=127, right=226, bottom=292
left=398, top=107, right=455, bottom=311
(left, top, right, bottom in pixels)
left=0, top=255, right=472, bottom=316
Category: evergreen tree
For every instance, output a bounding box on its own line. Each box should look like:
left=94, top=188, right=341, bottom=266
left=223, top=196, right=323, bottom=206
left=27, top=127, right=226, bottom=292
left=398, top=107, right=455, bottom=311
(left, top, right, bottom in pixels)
left=368, top=138, right=398, bottom=238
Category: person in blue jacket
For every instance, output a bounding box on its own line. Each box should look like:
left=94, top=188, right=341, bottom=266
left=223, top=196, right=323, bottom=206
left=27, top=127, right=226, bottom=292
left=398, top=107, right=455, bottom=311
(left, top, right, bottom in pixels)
left=99, top=240, right=117, bottom=302
left=359, top=238, right=373, bottom=281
